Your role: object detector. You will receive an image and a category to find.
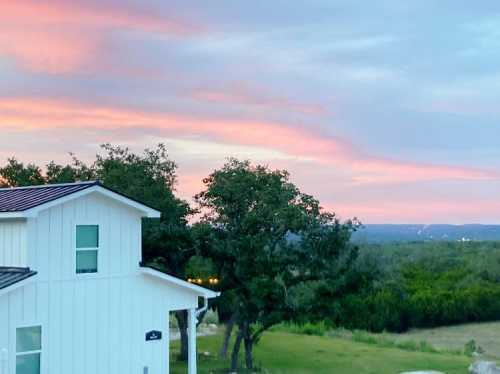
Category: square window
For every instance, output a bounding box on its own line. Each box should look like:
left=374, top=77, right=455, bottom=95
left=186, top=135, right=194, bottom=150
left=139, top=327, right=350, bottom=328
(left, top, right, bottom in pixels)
left=76, top=250, right=98, bottom=274
left=16, top=353, right=40, bottom=374
left=76, top=225, right=99, bottom=248
left=16, top=326, right=41, bottom=353
left=16, top=326, right=41, bottom=374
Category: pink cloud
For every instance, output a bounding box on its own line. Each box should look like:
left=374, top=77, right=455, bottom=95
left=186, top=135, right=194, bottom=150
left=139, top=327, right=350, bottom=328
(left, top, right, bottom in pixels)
left=191, top=83, right=328, bottom=116
left=0, top=0, right=200, bottom=34
left=1, top=97, right=498, bottom=185
left=0, top=0, right=202, bottom=74
left=328, top=200, right=500, bottom=224
left=0, top=27, right=100, bottom=74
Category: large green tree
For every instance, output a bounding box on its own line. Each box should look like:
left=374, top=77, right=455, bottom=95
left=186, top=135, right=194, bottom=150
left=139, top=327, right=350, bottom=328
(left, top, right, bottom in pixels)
left=195, top=159, right=359, bottom=371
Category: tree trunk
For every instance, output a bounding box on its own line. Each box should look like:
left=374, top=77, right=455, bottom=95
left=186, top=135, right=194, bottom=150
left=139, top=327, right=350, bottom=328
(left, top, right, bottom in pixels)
left=230, top=329, right=244, bottom=372
left=196, top=309, right=207, bottom=327
left=243, top=328, right=254, bottom=370
left=175, top=310, right=189, bottom=361
left=219, top=314, right=235, bottom=359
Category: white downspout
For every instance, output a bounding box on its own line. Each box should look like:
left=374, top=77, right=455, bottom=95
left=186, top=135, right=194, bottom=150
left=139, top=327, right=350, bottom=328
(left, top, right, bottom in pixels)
left=195, top=296, right=209, bottom=321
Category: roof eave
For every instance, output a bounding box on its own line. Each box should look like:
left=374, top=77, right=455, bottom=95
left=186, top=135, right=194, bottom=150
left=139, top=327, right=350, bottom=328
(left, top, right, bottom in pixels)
left=140, top=266, right=220, bottom=299
left=0, top=272, right=37, bottom=297
left=0, top=212, right=29, bottom=219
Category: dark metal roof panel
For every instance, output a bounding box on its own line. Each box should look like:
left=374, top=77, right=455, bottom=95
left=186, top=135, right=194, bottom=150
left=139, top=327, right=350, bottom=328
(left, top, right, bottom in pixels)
left=0, top=267, right=37, bottom=290
left=0, top=182, right=98, bottom=212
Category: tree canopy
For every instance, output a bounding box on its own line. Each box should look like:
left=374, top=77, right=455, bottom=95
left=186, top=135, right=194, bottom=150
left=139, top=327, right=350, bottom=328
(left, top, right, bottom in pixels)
left=195, top=159, right=359, bottom=370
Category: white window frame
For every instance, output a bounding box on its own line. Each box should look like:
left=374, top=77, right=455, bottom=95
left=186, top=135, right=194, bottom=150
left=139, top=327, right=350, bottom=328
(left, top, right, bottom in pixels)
left=15, top=324, right=42, bottom=374
left=74, top=222, right=101, bottom=276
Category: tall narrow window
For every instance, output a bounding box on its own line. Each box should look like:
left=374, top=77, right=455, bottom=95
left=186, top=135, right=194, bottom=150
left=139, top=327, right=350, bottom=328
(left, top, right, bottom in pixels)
left=76, top=225, right=99, bottom=274
left=16, top=326, right=41, bottom=374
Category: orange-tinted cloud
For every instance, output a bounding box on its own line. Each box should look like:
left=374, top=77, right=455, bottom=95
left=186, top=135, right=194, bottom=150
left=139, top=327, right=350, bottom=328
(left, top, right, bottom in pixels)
left=1, top=97, right=497, bottom=185
left=0, top=0, right=201, bottom=73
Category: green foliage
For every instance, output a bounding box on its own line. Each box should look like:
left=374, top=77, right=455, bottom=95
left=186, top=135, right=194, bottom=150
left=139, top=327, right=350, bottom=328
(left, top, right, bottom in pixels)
left=0, top=158, right=45, bottom=186
left=464, top=339, right=476, bottom=356
left=195, top=158, right=359, bottom=370
left=271, top=321, right=329, bottom=336
left=332, top=241, right=500, bottom=333
left=185, top=255, right=216, bottom=280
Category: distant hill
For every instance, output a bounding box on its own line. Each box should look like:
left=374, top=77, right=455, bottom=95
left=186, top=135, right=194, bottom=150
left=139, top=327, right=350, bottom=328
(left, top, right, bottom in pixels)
left=351, top=224, right=500, bottom=243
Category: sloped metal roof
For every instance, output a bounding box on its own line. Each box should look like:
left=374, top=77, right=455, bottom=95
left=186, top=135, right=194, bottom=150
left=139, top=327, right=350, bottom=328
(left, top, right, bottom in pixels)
left=0, top=181, right=160, bottom=217
left=0, top=181, right=98, bottom=212
left=0, top=267, right=37, bottom=290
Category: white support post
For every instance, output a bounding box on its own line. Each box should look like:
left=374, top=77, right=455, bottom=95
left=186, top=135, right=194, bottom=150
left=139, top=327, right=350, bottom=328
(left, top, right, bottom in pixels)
left=188, top=308, right=197, bottom=374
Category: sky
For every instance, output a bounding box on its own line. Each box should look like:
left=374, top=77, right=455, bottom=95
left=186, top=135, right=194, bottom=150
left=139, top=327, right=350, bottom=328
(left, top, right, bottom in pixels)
left=1, top=0, right=500, bottom=224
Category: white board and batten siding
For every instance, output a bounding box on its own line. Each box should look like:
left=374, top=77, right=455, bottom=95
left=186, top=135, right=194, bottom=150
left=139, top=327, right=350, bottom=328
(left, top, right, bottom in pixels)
left=0, top=220, right=27, bottom=267
left=0, top=191, right=203, bottom=374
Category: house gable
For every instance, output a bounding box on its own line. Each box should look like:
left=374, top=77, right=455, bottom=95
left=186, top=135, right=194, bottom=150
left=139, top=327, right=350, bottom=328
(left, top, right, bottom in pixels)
left=0, top=181, right=161, bottom=219
left=0, top=182, right=217, bottom=374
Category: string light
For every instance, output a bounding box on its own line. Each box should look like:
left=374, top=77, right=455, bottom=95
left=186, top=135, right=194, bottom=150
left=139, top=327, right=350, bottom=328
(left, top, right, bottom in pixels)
left=187, top=277, right=220, bottom=285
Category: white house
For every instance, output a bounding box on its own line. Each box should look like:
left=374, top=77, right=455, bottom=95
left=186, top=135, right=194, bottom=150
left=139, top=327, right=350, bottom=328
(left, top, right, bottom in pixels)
left=0, top=181, right=218, bottom=374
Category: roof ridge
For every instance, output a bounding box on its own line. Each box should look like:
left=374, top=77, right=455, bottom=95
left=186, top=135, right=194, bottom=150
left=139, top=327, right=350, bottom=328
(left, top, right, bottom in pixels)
left=0, top=181, right=99, bottom=191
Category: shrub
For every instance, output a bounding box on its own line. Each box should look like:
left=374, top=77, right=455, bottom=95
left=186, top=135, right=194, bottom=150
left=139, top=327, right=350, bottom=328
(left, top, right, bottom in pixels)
left=270, top=322, right=328, bottom=336
left=464, top=339, right=476, bottom=356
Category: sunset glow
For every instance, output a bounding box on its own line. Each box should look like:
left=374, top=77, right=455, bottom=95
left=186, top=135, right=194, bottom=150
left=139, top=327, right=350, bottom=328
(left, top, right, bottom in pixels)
left=1, top=0, right=499, bottom=223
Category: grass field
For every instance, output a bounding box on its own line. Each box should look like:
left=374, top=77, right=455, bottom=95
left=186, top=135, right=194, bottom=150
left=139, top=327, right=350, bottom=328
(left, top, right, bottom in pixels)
left=385, top=321, right=500, bottom=360
left=171, top=330, right=471, bottom=374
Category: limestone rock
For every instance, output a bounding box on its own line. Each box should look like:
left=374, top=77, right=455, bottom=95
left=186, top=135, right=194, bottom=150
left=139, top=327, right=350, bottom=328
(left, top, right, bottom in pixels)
left=469, top=361, right=500, bottom=374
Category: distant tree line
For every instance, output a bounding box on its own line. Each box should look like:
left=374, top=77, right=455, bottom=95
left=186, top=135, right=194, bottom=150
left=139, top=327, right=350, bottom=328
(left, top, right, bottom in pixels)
left=332, top=242, right=500, bottom=333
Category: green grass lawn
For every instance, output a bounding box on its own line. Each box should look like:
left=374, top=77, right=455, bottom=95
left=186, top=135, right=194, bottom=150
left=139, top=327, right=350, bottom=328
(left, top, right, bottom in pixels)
left=171, top=331, right=471, bottom=374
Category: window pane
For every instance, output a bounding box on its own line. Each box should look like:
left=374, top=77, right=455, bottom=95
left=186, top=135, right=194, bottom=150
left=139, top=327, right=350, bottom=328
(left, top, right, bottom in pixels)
left=76, top=250, right=98, bottom=274
left=76, top=225, right=99, bottom=248
left=16, top=326, right=41, bottom=353
left=16, top=353, right=40, bottom=374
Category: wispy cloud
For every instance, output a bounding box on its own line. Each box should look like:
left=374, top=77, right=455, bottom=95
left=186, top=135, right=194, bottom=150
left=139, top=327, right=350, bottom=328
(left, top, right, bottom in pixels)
left=190, top=82, right=328, bottom=116
left=1, top=97, right=497, bottom=184
left=327, top=199, right=500, bottom=224
left=0, top=0, right=202, bottom=74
